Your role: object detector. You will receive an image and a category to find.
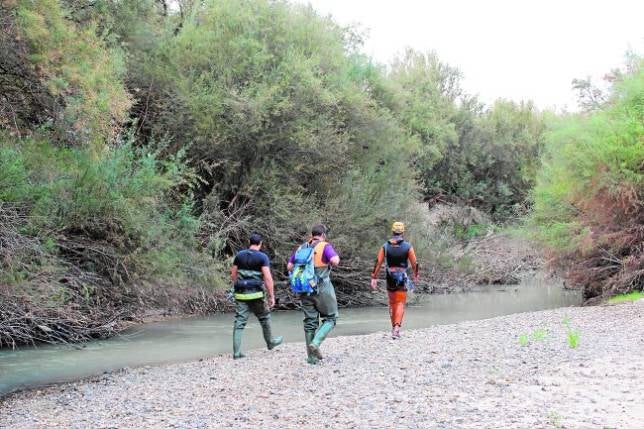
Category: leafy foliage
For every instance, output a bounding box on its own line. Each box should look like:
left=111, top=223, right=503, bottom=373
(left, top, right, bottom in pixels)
left=531, top=59, right=643, bottom=298
left=385, top=50, right=546, bottom=219
left=127, top=0, right=421, bottom=272
left=0, top=131, right=217, bottom=293
left=8, top=0, right=131, bottom=146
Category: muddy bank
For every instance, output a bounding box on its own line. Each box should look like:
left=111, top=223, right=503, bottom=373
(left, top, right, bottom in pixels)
left=2, top=301, right=642, bottom=428
left=416, top=204, right=545, bottom=289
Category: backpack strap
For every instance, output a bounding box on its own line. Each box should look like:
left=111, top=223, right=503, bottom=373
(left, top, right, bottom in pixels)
left=312, top=241, right=328, bottom=268
left=383, top=242, right=390, bottom=271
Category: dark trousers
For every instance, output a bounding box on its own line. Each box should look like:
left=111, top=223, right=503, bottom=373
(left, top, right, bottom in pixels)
left=301, top=282, right=338, bottom=333
left=234, top=298, right=270, bottom=330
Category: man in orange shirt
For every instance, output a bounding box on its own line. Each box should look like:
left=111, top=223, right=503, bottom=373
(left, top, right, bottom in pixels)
left=370, top=222, right=419, bottom=338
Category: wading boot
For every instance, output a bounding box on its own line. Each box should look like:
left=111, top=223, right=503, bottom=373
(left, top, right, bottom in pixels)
left=305, top=331, right=318, bottom=365
left=233, top=328, right=245, bottom=359
left=260, top=321, right=283, bottom=350
left=392, top=324, right=401, bottom=339
left=308, top=320, right=334, bottom=361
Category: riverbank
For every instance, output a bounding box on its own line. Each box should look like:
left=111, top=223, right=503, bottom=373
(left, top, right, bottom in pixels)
left=1, top=206, right=543, bottom=348
left=2, top=301, right=642, bottom=428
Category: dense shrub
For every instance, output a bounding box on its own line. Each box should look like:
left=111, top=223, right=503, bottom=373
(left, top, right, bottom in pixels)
left=0, top=2, right=56, bottom=133
left=126, top=0, right=420, bottom=274
left=531, top=60, right=643, bottom=299
left=426, top=99, right=545, bottom=218
left=0, top=132, right=218, bottom=292
left=384, top=50, right=546, bottom=219
left=4, top=0, right=131, bottom=146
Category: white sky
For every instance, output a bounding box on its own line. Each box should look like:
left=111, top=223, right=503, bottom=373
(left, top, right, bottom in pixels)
left=294, top=0, right=643, bottom=111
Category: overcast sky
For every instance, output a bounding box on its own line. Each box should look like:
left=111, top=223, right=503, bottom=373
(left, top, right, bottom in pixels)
left=294, top=0, right=643, bottom=111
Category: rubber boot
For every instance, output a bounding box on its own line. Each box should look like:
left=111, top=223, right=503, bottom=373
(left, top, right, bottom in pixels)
left=392, top=324, right=401, bottom=339
left=305, top=331, right=318, bottom=365
left=260, top=321, right=283, bottom=350
left=233, top=328, right=245, bottom=359
left=308, top=320, right=334, bottom=360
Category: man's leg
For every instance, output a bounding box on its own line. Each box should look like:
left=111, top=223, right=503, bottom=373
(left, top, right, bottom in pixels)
left=388, top=290, right=406, bottom=338
left=308, top=283, right=338, bottom=360
left=388, top=291, right=396, bottom=326
left=301, top=295, right=320, bottom=364
left=250, top=299, right=283, bottom=350
left=233, top=300, right=251, bottom=359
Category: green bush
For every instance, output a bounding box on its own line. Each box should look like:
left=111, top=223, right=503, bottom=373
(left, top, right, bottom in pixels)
left=608, top=291, right=644, bottom=304
left=531, top=58, right=643, bottom=298
left=122, top=0, right=421, bottom=279
left=454, top=223, right=488, bottom=240
left=0, top=131, right=218, bottom=290
left=13, top=0, right=131, bottom=146
left=0, top=146, right=30, bottom=202
left=424, top=99, right=545, bottom=218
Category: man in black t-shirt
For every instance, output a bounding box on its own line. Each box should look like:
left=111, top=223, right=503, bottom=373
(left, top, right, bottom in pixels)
left=230, top=233, right=282, bottom=359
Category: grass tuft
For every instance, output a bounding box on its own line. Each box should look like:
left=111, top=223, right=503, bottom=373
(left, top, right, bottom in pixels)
left=607, top=291, right=644, bottom=304
left=562, top=315, right=580, bottom=349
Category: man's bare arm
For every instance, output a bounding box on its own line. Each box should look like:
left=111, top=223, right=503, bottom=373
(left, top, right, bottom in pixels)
left=262, top=266, right=276, bottom=308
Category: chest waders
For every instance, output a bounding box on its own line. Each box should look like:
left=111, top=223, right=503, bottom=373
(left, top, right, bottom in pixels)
left=232, top=256, right=282, bottom=359
left=302, top=264, right=338, bottom=364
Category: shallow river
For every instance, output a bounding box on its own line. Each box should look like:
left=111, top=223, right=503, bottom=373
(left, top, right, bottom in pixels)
left=0, top=281, right=581, bottom=396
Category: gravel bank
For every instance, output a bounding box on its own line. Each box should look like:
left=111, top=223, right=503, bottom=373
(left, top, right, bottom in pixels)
left=2, top=301, right=643, bottom=428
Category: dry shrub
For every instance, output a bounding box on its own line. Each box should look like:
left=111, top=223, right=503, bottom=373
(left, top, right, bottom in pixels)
left=0, top=203, right=42, bottom=281
left=0, top=203, right=136, bottom=348
left=0, top=295, right=129, bottom=348
left=0, top=5, right=57, bottom=135
left=564, top=186, right=643, bottom=300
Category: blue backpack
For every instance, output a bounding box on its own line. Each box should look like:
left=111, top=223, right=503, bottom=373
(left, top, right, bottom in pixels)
left=289, top=244, right=318, bottom=294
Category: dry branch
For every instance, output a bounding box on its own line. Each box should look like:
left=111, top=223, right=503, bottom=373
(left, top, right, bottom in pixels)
left=0, top=297, right=130, bottom=349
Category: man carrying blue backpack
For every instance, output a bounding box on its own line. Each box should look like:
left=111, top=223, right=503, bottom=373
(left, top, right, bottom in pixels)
left=287, top=224, right=340, bottom=364
left=230, top=233, right=282, bottom=359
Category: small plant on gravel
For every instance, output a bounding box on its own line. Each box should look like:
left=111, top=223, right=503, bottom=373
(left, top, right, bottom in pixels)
left=518, top=328, right=547, bottom=346
left=566, top=330, right=580, bottom=349
left=532, top=328, right=548, bottom=341
left=547, top=410, right=564, bottom=428
left=562, top=316, right=580, bottom=349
